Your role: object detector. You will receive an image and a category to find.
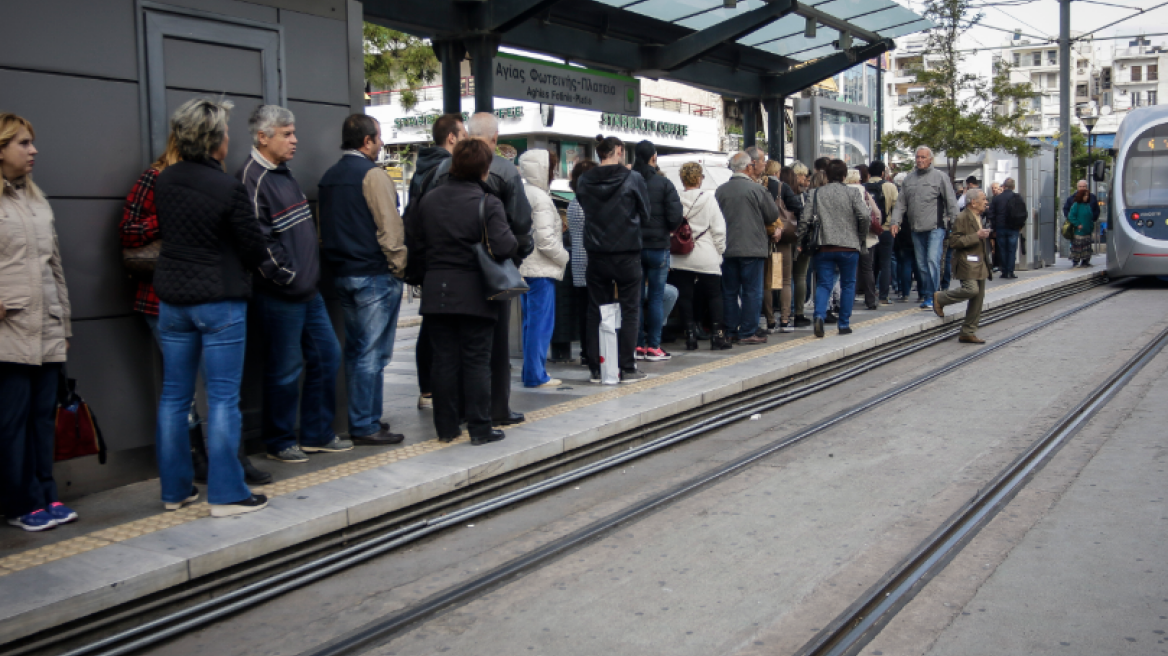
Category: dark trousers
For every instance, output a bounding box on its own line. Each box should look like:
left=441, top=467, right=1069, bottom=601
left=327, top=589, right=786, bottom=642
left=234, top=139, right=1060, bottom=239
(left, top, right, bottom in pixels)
left=574, top=286, right=589, bottom=362
left=996, top=228, right=1020, bottom=276
left=668, top=269, right=724, bottom=328
left=428, top=314, right=496, bottom=440
left=873, top=232, right=894, bottom=301
left=490, top=299, right=514, bottom=420
left=857, top=249, right=876, bottom=308
left=416, top=318, right=432, bottom=396
left=0, top=362, right=61, bottom=518
left=586, top=252, right=642, bottom=373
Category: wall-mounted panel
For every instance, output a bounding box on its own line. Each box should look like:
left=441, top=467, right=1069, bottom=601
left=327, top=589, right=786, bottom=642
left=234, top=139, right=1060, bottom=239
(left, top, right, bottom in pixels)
left=165, top=90, right=264, bottom=176
left=53, top=199, right=137, bottom=321
left=0, top=0, right=138, bottom=81
left=69, top=316, right=160, bottom=452
left=150, top=0, right=278, bottom=23
left=283, top=10, right=351, bottom=104
left=0, top=70, right=142, bottom=198
left=287, top=101, right=355, bottom=200
left=163, top=38, right=264, bottom=95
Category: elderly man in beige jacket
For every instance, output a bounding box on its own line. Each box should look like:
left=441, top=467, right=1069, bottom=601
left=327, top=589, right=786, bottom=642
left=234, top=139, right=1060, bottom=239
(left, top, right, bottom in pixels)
left=934, top=188, right=993, bottom=344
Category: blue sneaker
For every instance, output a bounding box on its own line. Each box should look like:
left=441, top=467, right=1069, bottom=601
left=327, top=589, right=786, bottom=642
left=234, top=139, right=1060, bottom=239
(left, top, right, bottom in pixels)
left=46, top=502, right=78, bottom=524
left=7, top=510, right=58, bottom=532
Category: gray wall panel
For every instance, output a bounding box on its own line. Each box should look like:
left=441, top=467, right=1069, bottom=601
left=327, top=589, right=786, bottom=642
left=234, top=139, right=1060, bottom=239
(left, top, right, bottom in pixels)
left=69, top=316, right=160, bottom=452
left=165, top=90, right=264, bottom=176
left=0, top=0, right=138, bottom=81
left=151, top=0, right=279, bottom=23
left=0, top=70, right=142, bottom=198
left=286, top=101, right=354, bottom=201
left=163, top=38, right=264, bottom=95
left=283, top=10, right=350, bottom=104
left=53, top=200, right=137, bottom=321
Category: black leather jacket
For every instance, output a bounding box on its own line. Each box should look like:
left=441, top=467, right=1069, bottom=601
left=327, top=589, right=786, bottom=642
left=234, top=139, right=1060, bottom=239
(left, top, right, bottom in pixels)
left=431, top=154, right=534, bottom=261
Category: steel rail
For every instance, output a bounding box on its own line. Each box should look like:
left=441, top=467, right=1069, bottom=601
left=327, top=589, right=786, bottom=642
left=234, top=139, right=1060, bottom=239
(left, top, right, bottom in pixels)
left=49, top=278, right=1113, bottom=656
left=796, top=314, right=1168, bottom=656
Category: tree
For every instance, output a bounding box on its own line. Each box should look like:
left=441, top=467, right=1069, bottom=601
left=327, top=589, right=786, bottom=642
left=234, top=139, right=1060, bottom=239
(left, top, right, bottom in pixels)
left=884, top=0, right=1036, bottom=183
left=364, top=23, right=439, bottom=111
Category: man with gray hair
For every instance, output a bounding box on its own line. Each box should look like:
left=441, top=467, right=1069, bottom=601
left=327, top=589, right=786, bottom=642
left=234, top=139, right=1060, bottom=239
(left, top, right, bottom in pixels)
left=933, top=187, right=992, bottom=343
left=431, top=112, right=533, bottom=426
left=715, top=151, right=780, bottom=344
left=889, top=146, right=957, bottom=310
left=237, top=105, right=346, bottom=464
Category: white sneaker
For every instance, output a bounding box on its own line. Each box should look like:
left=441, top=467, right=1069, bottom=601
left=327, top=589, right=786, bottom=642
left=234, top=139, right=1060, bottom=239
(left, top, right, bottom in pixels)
left=417, top=395, right=433, bottom=409
left=535, top=378, right=562, bottom=388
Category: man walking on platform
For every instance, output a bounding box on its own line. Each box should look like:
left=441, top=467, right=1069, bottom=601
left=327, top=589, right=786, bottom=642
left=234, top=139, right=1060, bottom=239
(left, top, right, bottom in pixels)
left=934, top=188, right=992, bottom=344
left=238, top=106, right=345, bottom=465
left=405, top=114, right=465, bottom=411
left=430, top=113, right=534, bottom=425
left=319, top=114, right=409, bottom=447
left=716, top=152, right=779, bottom=344
left=889, top=146, right=957, bottom=310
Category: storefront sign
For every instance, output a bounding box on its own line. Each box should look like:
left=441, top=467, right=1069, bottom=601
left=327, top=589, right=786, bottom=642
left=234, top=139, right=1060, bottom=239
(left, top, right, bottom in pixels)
left=599, top=113, right=688, bottom=138
left=393, top=107, right=523, bottom=130
left=493, top=53, right=640, bottom=116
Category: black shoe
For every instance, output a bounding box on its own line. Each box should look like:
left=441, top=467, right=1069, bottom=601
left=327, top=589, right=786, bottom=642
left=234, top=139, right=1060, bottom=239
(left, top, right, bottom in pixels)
left=838, top=327, right=853, bottom=335
left=211, top=494, right=268, bottom=518
left=814, top=318, right=825, bottom=338
left=824, top=311, right=838, bottom=324
left=352, top=428, right=405, bottom=445
left=493, top=411, right=525, bottom=427
left=693, top=324, right=711, bottom=340
left=471, top=430, right=506, bottom=446
left=239, top=443, right=273, bottom=486
left=710, top=328, right=733, bottom=350
left=685, top=326, right=699, bottom=351
left=793, top=316, right=812, bottom=328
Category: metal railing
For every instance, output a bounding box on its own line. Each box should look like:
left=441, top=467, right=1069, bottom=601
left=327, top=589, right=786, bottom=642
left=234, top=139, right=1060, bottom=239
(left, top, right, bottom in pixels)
left=368, top=77, right=475, bottom=106
left=641, top=94, right=716, bottom=117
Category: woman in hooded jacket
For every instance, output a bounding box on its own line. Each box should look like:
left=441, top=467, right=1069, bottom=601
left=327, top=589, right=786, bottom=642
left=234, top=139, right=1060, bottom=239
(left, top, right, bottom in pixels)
left=517, top=149, right=569, bottom=388
left=667, top=163, right=729, bottom=350
left=631, top=141, right=682, bottom=362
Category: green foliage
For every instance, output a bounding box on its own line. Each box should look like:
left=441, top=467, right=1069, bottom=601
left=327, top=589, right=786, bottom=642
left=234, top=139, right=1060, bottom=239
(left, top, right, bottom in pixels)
left=364, top=23, right=439, bottom=111
left=883, top=0, right=1036, bottom=182
left=1048, top=127, right=1114, bottom=194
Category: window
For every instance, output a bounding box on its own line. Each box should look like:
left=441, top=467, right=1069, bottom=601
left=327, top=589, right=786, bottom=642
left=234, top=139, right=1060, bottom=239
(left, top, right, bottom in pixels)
left=1048, top=117, right=1060, bottom=128
left=1150, top=90, right=1159, bottom=105
left=1133, top=91, right=1143, bottom=107
left=1032, top=52, right=1041, bottom=66
left=1150, top=64, right=1159, bottom=81
left=1049, top=73, right=1059, bottom=89
left=1077, top=84, right=1088, bottom=98
left=1122, top=123, right=1168, bottom=209
left=1047, top=50, right=1057, bottom=65
left=1132, top=65, right=1142, bottom=82
left=1013, top=53, right=1021, bottom=67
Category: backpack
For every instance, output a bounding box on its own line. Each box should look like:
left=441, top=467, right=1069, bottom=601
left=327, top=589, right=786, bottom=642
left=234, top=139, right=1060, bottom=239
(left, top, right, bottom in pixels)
left=863, top=180, right=888, bottom=222
left=1006, top=192, right=1028, bottom=230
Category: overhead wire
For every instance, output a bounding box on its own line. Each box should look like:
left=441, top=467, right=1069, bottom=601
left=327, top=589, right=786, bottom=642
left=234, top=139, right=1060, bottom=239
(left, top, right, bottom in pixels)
left=1075, top=0, right=1168, bottom=39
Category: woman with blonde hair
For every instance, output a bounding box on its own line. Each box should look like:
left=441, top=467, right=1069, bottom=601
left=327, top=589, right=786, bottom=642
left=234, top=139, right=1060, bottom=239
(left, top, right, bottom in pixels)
left=0, top=114, right=77, bottom=531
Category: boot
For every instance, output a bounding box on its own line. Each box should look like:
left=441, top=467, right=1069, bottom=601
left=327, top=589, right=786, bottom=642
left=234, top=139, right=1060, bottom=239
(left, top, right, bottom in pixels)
left=711, top=326, right=733, bottom=351
left=239, top=442, right=273, bottom=486
left=685, top=324, right=699, bottom=351
left=190, top=424, right=209, bottom=484
left=693, top=323, right=711, bottom=341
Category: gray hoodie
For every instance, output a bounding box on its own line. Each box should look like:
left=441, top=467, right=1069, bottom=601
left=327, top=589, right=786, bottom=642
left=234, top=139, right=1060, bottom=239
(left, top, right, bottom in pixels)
left=890, top=165, right=957, bottom=232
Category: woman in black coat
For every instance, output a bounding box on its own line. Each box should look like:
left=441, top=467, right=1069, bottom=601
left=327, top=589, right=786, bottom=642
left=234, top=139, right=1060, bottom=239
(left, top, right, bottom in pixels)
left=411, top=138, right=518, bottom=444
left=631, top=140, right=682, bottom=359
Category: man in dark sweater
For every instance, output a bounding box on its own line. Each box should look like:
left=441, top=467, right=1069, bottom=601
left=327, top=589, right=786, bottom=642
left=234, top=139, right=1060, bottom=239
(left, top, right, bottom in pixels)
left=238, top=105, right=346, bottom=464
left=319, top=114, right=409, bottom=447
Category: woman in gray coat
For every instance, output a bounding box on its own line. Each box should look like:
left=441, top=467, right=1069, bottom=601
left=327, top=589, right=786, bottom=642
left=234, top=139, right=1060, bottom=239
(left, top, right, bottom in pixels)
left=795, top=159, right=870, bottom=338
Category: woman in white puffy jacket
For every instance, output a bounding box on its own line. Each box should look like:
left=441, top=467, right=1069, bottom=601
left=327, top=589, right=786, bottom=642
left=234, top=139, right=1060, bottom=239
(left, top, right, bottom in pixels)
left=666, top=163, right=730, bottom=351
left=518, top=149, right=570, bottom=388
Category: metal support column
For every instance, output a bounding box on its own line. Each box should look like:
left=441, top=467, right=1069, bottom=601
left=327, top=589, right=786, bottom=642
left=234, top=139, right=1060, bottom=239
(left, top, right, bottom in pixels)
left=434, top=40, right=466, bottom=115
left=465, top=35, right=500, bottom=113
left=740, top=99, right=758, bottom=149
left=1058, top=0, right=1072, bottom=258
left=875, top=58, right=884, bottom=160
left=763, top=97, right=784, bottom=162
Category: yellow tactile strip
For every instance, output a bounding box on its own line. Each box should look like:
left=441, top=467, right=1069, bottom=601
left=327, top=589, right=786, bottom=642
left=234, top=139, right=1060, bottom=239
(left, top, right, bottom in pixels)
left=0, top=269, right=1085, bottom=577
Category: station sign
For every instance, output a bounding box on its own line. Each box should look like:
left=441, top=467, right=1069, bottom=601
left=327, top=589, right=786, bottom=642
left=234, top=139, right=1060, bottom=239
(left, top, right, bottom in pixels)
left=393, top=107, right=523, bottom=129
left=599, top=113, right=689, bottom=138
left=493, top=53, right=640, bottom=116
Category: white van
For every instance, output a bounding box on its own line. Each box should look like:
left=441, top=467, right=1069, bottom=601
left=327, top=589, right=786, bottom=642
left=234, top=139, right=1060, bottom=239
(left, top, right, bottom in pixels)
left=655, top=153, right=734, bottom=194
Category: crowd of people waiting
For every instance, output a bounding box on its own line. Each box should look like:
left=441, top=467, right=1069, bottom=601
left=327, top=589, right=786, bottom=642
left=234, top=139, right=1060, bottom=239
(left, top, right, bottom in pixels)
left=1, top=101, right=1095, bottom=531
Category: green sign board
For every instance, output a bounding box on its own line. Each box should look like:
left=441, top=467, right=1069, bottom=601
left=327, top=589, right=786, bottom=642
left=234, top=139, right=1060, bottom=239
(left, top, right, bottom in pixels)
left=493, top=53, right=640, bottom=116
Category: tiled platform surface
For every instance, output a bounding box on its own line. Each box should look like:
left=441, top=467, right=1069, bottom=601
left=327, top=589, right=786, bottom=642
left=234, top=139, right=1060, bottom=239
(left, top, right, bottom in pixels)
left=0, top=263, right=1103, bottom=644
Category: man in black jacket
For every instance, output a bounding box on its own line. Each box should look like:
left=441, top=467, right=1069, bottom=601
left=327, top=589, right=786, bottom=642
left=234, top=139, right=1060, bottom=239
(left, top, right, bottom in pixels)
left=404, top=114, right=465, bottom=411
left=986, top=177, right=1023, bottom=278
left=238, top=105, right=346, bottom=465
left=430, top=113, right=534, bottom=424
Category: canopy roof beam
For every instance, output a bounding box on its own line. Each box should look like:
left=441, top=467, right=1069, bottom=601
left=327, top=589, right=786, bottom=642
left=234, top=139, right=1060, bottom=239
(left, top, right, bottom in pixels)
left=794, top=1, right=882, bottom=45
left=761, top=38, right=894, bottom=98
left=641, top=0, right=797, bottom=73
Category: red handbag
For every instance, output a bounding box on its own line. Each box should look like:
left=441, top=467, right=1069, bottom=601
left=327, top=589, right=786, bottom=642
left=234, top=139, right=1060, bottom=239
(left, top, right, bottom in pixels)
left=670, top=192, right=703, bottom=256
left=54, top=370, right=107, bottom=463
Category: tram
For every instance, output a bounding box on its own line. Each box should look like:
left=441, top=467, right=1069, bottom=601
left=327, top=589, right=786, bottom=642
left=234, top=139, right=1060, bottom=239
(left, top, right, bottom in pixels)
left=1106, top=104, right=1168, bottom=277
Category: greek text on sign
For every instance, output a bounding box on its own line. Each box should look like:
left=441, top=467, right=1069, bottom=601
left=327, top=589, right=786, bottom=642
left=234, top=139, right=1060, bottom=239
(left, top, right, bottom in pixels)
left=493, top=53, right=640, bottom=116
left=600, top=113, right=689, bottom=138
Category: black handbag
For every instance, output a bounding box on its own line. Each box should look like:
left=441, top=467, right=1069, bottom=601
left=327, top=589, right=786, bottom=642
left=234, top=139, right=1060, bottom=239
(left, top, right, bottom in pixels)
left=803, top=189, right=823, bottom=254
left=472, top=194, right=529, bottom=301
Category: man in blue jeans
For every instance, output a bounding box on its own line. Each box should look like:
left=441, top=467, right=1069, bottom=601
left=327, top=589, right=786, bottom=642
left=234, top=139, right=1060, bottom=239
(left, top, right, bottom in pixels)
left=238, top=106, right=346, bottom=464
left=715, top=152, right=780, bottom=344
left=319, top=114, right=409, bottom=447
left=889, top=146, right=957, bottom=310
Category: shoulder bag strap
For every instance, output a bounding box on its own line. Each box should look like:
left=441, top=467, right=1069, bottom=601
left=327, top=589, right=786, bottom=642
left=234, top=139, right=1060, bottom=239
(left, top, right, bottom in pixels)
left=479, top=193, right=493, bottom=257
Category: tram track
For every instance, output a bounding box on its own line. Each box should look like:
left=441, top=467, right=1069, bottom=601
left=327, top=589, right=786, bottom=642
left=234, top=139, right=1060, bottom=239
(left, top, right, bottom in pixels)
left=9, top=275, right=1114, bottom=656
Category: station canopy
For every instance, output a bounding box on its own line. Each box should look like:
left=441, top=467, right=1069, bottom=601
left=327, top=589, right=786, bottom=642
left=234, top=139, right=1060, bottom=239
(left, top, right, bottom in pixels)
left=363, top=0, right=935, bottom=100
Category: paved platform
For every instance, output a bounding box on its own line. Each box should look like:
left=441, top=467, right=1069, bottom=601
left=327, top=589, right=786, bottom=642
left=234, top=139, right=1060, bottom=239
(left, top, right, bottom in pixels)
left=0, top=262, right=1103, bottom=644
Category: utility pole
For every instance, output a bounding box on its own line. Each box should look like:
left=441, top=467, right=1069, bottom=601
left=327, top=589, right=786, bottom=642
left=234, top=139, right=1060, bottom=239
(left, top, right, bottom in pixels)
left=1058, top=0, right=1072, bottom=259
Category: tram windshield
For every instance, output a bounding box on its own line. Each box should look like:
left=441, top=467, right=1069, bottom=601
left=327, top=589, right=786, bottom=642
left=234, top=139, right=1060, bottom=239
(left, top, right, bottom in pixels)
left=1122, top=123, right=1168, bottom=208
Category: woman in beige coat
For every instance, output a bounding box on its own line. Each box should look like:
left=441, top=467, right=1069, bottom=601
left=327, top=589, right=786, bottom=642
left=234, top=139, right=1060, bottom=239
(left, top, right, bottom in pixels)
left=0, top=114, right=76, bottom=532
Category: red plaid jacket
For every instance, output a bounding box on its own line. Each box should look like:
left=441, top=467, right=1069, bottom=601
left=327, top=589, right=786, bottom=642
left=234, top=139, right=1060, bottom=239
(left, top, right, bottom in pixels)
left=120, top=168, right=162, bottom=316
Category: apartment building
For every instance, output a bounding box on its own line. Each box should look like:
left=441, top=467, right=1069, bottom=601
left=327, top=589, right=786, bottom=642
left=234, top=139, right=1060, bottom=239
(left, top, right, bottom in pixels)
left=1100, top=37, right=1167, bottom=120
left=993, top=30, right=1097, bottom=138
left=887, top=32, right=929, bottom=135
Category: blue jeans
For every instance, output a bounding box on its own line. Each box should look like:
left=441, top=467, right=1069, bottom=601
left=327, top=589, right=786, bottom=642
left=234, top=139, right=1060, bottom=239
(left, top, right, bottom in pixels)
left=996, top=228, right=1020, bottom=276
left=894, top=247, right=918, bottom=299
left=813, top=251, right=860, bottom=329
left=939, top=247, right=954, bottom=290
left=721, top=256, right=765, bottom=339
left=254, top=292, right=341, bottom=453
left=638, top=248, right=670, bottom=349
left=521, top=277, right=556, bottom=387
left=0, top=362, right=61, bottom=517
left=911, top=229, right=946, bottom=305
left=156, top=300, right=250, bottom=506
left=145, top=314, right=202, bottom=430
left=335, top=274, right=403, bottom=438
left=639, top=283, right=678, bottom=348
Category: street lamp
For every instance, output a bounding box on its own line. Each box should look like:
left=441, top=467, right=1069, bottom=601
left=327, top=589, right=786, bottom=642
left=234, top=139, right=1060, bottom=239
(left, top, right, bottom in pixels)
left=1079, top=113, right=1099, bottom=160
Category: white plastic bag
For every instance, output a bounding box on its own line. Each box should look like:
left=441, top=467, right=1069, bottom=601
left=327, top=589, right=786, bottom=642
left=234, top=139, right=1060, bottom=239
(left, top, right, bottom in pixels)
left=599, top=302, right=621, bottom=385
